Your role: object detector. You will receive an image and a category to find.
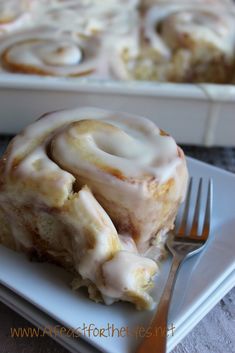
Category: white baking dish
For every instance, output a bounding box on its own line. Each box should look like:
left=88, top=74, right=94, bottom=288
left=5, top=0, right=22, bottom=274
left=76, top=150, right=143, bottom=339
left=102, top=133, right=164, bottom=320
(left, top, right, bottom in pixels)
left=0, top=73, right=235, bottom=146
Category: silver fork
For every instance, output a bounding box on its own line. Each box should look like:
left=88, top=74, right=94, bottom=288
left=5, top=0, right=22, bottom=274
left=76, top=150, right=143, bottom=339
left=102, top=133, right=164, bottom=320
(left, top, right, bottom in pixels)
left=136, top=177, right=213, bottom=353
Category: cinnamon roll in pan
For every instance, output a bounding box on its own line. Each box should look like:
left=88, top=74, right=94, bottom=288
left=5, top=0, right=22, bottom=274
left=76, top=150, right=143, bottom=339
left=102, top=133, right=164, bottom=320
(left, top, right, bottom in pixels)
left=112, top=4, right=235, bottom=83
left=0, top=0, right=33, bottom=35
left=34, top=2, right=138, bottom=37
left=38, top=0, right=139, bottom=8
left=0, top=28, right=105, bottom=77
left=141, top=0, right=233, bottom=7
left=0, top=107, right=188, bottom=309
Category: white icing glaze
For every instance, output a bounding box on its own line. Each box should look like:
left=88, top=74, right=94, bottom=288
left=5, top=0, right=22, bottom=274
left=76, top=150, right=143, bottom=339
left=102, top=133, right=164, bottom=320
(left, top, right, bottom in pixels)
left=142, top=0, right=233, bottom=5
left=0, top=0, right=27, bottom=24
left=61, top=186, right=122, bottom=284
left=6, top=107, right=181, bottom=182
left=15, top=145, right=75, bottom=206
left=4, top=107, right=188, bottom=254
left=1, top=107, right=188, bottom=308
left=51, top=120, right=180, bottom=181
left=37, top=0, right=139, bottom=9
left=33, top=0, right=138, bottom=37
left=0, top=0, right=32, bottom=34
left=144, top=4, right=235, bottom=60
left=36, top=40, right=82, bottom=66
left=111, top=2, right=235, bottom=82
left=100, top=251, right=158, bottom=309
left=7, top=40, right=83, bottom=66
left=0, top=28, right=103, bottom=76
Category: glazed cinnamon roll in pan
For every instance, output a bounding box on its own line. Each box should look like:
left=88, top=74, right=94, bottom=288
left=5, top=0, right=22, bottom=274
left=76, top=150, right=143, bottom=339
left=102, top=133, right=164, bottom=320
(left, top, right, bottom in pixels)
left=33, top=0, right=138, bottom=37
left=0, top=28, right=106, bottom=77
left=112, top=3, right=235, bottom=83
left=141, top=0, right=233, bottom=7
left=0, top=107, right=188, bottom=309
left=0, top=0, right=33, bottom=35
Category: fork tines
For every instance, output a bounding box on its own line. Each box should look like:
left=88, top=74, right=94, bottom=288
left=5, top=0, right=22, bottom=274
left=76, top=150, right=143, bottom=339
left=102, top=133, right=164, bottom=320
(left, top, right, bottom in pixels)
left=176, top=177, right=213, bottom=240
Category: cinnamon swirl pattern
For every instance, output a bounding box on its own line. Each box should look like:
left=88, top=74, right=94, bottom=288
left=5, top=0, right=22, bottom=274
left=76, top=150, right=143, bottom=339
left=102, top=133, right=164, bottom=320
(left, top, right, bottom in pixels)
left=0, top=107, right=188, bottom=309
left=113, top=3, right=235, bottom=83
left=0, top=0, right=235, bottom=83
left=0, top=28, right=105, bottom=77
left=0, top=0, right=32, bottom=35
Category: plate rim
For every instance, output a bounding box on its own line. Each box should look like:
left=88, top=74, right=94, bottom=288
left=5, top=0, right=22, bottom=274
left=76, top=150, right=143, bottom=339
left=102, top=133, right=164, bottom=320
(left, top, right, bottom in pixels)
left=0, top=156, right=235, bottom=353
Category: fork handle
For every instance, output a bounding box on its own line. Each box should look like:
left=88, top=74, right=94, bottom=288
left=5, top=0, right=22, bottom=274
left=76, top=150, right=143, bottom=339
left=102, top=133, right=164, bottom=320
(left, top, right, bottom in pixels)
left=136, top=255, right=183, bottom=353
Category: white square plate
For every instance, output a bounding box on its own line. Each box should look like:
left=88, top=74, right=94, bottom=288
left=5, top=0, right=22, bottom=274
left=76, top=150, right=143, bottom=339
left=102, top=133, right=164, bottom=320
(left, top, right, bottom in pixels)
left=0, top=157, right=235, bottom=353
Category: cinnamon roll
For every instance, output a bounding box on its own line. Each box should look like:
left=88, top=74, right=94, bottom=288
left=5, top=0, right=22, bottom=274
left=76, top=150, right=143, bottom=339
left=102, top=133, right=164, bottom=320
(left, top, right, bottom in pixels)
left=39, top=0, right=139, bottom=7
left=0, top=0, right=33, bottom=35
left=34, top=0, right=138, bottom=37
left=112, top=3, right=235, bottom=83
left=0, top=107, right=188, bottom=309
left=141, top=0, right=233, bottom=7
left=0, top=28, right=105, bottom=77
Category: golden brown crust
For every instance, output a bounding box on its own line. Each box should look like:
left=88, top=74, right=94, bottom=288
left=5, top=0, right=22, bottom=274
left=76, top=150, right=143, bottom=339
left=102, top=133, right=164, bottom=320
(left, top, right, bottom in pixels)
left=114, top=3, right=235, bottom=84
left=2, top=46, right=95, bottom=77
left=0, top=107, right=188, bottom=309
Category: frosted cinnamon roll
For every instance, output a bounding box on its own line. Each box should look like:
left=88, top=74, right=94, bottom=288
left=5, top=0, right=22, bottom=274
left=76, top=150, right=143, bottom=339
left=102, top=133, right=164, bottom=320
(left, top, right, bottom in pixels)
left=0, top=28, right=105, bottom=77
left=0, top=0, right=33, bottom=35
left=0, top=107, right=188, bottom=309
left=112, top=4, right=235, bottom=83
left=39, top=0, right=139, bottom=7
left=34, top=1, right=138, bottom=37
left=141, top=0, right=233, bottom=7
